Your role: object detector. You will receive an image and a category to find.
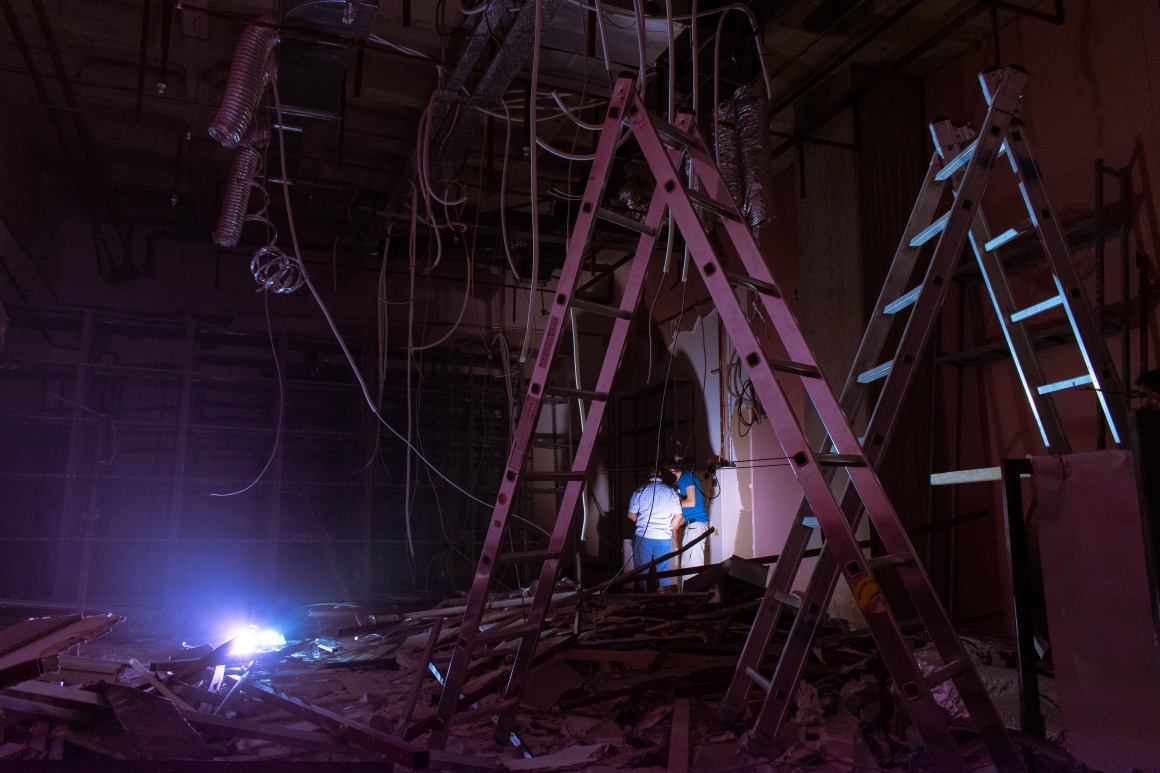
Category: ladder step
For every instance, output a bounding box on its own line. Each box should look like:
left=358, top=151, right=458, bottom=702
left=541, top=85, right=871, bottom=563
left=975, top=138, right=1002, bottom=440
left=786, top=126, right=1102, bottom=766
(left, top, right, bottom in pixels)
left=496, top=549, right=560, bottom=565
left=767, top=357, right=820, bottom=378
left=772, top=591, right=801, bottom=609
left=543, top=385, right=610, bottom=402
left=934, top=139, right=977, bottom=181
left=1010, top=294, right=1063, bottom=323
left=726, top=272, right=781, bottom=298
left=884, top=286, right=921, bottom=314
left=815, top=454, right=868, bottom=467
left=983, top=218, right=1034, bottom=252
left=595, top=207, right=657, bottom=237
left=745, top=667, right=772, bottom=692
left=866, top=553, right=913, bottom=571
left=1037, top=374, right=1094, bottom=394
left=653, top=119, right=703, bottom=150
left=449, top=698, right=520, bottom=726
left=857, top=360, right=893, bottom=384
left=473, top=623, right=541, bottom=648
left=922, top=656, right=972, bottom=690
left=684, top=188, right=740, bottom=222
left=909, top=210, right=950, bottom=247
left=520, top=470, right=586, bottom=482
left=569, top=296, right=632, bottom=320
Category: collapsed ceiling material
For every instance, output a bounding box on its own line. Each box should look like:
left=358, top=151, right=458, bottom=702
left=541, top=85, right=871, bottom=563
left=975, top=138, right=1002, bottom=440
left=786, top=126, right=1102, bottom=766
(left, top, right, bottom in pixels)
left=0, top=578, right=1085, bottom=769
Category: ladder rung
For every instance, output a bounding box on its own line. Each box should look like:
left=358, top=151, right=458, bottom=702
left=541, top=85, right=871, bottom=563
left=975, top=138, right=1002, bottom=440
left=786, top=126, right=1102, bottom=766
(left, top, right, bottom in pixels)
left=725, top=272, right=781, bottom=298
left=449, top=698, right=520, bottom=726
left=1037, top=374, right=1094, bottom=394
left=684, top=188, right=740, bottom=221
left=520, top=471, right=586, bottom=482
left=569, top=296, right=632, bottom=320
left=815, top=454, right=867, bottom=468
left=934, top=139, right=977, bottom=181
left=595, top=207, right=657, bottom=237
left=884, top=286, right=921, bottom=314
left=983, top=218, right=1034, bottom=252
left=496, top=549, right=560, bottom=565
left=543, top=385, right=610, bottom=402
left=653, top=119, right=703, bottom=150
left=857, top=360, right=893, bottom=384
left=922, top=657, right=972, bottom=690
left=766, top=357, right=820, bottom=378
left=473, top=623, right=540, bottom=648
left=866, top=553, right=913, bottom=571
left=772, top=591, right=801, bottom=609
left=744, top=667, right=771, bottom=692
left=910, top=210, right=950, bottom=247
left=1010, top=294, right=1063, bottom=323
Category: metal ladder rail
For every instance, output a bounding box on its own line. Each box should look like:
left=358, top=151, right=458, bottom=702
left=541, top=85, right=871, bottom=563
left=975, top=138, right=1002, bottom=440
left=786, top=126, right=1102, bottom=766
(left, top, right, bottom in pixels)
left=716, top=67, right=1026, bottom=727
left=428, top=78, right=650, bottom=750
left=707, top=71, right=1030, bottom=770
left=487, top=193, right=672, bottom=743
left=963, top=191, right=1072, bottom=452
left=1001, top=121, right=1130, bottom=443
left=635, top=104, right=1021, bottom=770
left=717, top=137, right=956, bottom=725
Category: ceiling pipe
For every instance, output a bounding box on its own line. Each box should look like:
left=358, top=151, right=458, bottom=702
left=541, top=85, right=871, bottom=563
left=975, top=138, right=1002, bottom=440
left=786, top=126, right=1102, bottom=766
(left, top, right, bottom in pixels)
left=7, top=0, right=137, bottom=279
left=769, top=1, right=992, bottom=163
left=767, top=0, right=924, bottom=120
left=990, top=0, right=1063, bottom=25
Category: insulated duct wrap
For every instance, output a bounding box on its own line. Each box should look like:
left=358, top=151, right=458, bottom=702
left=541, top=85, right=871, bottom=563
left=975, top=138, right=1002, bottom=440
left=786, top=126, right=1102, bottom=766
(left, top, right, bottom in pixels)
left=733, top=81, right=775, bottom=228
left=212, top=128, right=268, bottom=247
left=713, top=98, right=744, bottom=210
left=612, top=169, right=654, bottom=219
left=208, top=23, right=280, bottom=148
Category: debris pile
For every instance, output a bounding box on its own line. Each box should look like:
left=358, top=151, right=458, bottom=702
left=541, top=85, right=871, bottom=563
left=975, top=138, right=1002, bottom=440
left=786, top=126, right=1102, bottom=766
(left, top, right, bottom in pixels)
left=0, top=580, right=1076, bottom=771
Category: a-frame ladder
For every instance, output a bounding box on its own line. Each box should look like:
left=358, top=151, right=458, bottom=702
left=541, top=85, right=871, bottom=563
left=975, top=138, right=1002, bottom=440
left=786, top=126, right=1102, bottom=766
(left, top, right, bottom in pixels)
left=717, top=65, right=1126, bottom=761
left=427, top=73, right=1024, bottom=771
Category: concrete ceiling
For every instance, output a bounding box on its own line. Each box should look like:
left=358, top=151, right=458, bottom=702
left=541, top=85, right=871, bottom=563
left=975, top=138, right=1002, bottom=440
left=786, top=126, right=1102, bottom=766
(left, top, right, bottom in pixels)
left=0, top=0, right=1061, bottom=287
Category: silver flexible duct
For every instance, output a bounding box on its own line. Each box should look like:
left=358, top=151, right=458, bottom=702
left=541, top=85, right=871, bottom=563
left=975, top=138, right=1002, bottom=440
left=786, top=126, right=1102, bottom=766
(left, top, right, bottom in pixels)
left=212, top=127, right=268, bottom=247
left=733, top=81, right=775, bottom=229
left=208, top=23, right=280, bottom=148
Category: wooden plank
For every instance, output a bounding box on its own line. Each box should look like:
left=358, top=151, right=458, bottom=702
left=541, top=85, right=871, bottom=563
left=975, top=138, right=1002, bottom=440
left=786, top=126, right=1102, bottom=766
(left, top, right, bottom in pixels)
left=103, top=683, right=213, bottom=760
left=668, top=697, right=690, bottom=773
left=929, top=466, right=1009, bottom=485
left=180, top=710, right=372, bottom=757
left=241, top=682, right=428, bottom=769
left=0, top=615, right=120, bottom=683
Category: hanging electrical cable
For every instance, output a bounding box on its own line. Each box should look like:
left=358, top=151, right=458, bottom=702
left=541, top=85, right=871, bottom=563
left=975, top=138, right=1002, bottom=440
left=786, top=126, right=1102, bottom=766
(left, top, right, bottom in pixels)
left=268, top=78, right=493, bottom=509
left=517, top=0, right=545, bottom=364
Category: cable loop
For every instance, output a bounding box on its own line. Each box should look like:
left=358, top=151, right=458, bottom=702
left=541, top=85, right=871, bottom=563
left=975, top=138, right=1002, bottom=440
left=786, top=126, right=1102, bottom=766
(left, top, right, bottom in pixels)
left=250, top=245, right=304, bottom=293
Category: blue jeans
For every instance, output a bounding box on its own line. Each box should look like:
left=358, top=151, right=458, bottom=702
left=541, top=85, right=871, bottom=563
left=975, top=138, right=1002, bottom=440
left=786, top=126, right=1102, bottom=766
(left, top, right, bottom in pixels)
left=633, top=536, right=673, bottom=592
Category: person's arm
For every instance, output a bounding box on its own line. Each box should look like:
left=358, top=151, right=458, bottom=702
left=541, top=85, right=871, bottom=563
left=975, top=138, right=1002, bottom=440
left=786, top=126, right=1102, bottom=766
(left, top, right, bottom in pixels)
left=670, top=511, right=684, bottom=531
left=678, top=484, right=696, bottom=509
left=627, top=510, right=639, bottom=523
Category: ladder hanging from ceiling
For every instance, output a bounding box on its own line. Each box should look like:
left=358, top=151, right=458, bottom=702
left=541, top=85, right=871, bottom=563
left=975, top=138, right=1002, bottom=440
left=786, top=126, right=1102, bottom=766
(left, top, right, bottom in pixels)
left=716, top=65, right=1126, bottom=763
left=425, top=73, right=1024, bottom=771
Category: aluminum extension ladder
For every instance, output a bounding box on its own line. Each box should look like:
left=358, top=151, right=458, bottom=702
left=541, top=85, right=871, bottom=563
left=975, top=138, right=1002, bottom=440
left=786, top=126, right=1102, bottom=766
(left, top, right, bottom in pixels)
left=426, top=73, right=1024, bottom=770
left=717, top=65, right=1126, bottom=766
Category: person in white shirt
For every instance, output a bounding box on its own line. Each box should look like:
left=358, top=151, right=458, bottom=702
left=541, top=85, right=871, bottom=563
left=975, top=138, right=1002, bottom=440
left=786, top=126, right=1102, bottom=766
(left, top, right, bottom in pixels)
left=628, top=469, right=683, bottom=592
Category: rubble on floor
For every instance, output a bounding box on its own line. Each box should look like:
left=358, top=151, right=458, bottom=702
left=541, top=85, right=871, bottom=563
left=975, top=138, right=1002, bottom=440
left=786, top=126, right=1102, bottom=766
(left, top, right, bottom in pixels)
left=0, top=586, right=1080, bottom=771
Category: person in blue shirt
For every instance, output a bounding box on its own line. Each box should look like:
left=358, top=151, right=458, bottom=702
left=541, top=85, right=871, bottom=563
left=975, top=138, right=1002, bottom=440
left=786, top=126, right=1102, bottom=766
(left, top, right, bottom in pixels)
left=668, top=460, right=709, bottom=584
